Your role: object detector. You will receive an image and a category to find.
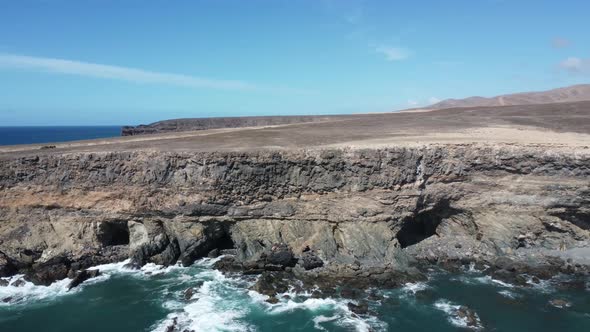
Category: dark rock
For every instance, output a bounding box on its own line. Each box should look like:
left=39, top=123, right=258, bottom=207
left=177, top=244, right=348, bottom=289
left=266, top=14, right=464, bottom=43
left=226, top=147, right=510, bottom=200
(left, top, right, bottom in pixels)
left=266, top=244, right=296, bottom=268
left=68, top=269, right=100, bottom=290
left=2, top=297, right=13, bottom=303
left=347, top=301, right=369, bottom=315
left=0, top=252, right=16, bottom=278
left=213, top=258, right=262, bottom=275
left=207, top=248, right=220, bottom=258
left=11, top=278, right=26, bottom=287
left=250, top=271, right=290, bottom=297
left=340, top=288, right=362, bottom=299
left=165, top=317, right=178, bottom=332
left=266, top=296, right=279, bottom=304
left=25, top=255, right=72, bottom=286
left=301, top=251, right=324, bottom=270
left=0, top=279, right=8, bottom=287
left=263, top=264, right=285, bottom=272
left=456, top=306, right=480, bottom=327
left=183, top=287, right=195, bottom=301
left=367, top=291, right=383, bottom=301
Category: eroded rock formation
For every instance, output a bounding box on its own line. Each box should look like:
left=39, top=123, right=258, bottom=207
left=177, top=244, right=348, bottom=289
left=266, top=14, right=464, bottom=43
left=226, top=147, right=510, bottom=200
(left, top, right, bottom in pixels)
left=0, top=145, right=589, bottom=284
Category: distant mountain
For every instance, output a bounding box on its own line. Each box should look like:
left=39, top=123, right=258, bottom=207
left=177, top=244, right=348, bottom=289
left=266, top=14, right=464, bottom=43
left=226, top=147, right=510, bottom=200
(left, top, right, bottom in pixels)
left=428, top=84, right=590, bottom=109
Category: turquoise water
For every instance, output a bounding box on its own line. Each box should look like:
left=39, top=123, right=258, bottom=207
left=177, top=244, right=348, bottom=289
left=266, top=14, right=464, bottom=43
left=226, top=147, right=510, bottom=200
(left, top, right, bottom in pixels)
left=1, top=258, right=589, bottom=332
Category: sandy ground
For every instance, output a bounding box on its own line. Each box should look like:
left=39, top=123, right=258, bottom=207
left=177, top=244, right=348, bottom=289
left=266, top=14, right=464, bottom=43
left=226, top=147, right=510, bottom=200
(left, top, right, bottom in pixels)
left=1, top=101, right=590, bottom=158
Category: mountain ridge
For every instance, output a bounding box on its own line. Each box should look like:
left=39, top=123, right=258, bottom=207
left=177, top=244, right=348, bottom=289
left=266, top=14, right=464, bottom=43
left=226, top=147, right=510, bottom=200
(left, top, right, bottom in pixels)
left=428, top=84, right=590, bottom=109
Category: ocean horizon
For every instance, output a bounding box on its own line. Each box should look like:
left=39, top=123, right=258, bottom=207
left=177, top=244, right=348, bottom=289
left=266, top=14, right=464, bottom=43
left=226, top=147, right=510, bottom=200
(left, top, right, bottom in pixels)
left=0, top=126, right=122, bottom=146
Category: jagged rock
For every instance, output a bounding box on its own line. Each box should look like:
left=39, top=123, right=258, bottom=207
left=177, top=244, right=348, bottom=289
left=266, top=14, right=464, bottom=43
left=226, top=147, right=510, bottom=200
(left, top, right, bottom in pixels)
left=266, top=243, right=295, bottom=268
left=183, top=287, right=196, bottom=301
left=301, top=251, right=324, bottom=270
left=11, top=278, right=26, bottom=287
left=347, top=301, right=369, bottom=315
left=456, top=306, right=480, bottom=327
left=265, top=296, right=279, bottom=304
left=25, top=256, right=71, bottom=286
left=0, top=279, right=8, bottom=287
left=0, top=144, right=589, bottom=285
left=68, top=269, right=100, bottom=290
left=250, top=271, right=290, bottom=297
left=165, top=317, right=178, bottom=332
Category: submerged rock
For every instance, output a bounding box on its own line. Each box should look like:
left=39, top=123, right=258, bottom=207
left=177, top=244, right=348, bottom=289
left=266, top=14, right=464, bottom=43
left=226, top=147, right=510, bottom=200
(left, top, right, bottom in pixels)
left=549, top=299, right=572, bottom=309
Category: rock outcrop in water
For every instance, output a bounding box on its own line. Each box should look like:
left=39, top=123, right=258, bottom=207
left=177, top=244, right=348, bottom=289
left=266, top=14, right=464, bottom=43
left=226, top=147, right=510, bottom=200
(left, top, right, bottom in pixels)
left=1, top=144, right=589, bottom=285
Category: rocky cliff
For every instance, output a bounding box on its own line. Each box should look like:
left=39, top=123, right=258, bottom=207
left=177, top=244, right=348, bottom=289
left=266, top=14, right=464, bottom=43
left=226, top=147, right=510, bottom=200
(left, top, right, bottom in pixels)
left=1, top=144, right=589, bottom=286
left=121, top=115, right=354, bottom=136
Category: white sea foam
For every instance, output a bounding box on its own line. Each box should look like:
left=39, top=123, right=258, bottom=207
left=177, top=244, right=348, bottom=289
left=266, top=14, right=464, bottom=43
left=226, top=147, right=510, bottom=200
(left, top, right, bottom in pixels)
left=402, top=281, right=429, bottom=295
left=0, top=275, right=74, bottom=306
left=313, top=315, right=338, bottom=330
left=498, top=290, right=521, bottom=299
left=453, top=274, right=515, bottom=288
left=152, top=269, right=252, bottom=332
left=434, top=299, right=482, bottom=330
left=525, top=276, right=555, bottom=293
left=0, top=258, right=183, bottom=307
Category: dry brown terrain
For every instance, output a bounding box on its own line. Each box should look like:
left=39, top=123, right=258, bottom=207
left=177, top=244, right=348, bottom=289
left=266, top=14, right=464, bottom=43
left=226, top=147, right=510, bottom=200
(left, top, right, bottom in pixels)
left=1, top=100, right=590, bottom=158
left=428, top=84, right=590, bottom=109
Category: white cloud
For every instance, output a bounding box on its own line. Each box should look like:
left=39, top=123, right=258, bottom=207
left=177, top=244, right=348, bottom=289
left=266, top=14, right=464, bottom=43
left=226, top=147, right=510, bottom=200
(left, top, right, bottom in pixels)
left=0, top=53, right=306, bottom=93
left=558, top=56, right=590, bottom=74
left=407, top=99, right=419, bottom=106
left=428, top=97, right=441, bottom=104
left=375, top=46, right=411, bottom=61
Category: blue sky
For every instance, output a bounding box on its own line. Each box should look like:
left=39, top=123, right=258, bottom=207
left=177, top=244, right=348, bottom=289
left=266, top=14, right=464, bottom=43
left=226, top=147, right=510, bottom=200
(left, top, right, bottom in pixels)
left=0, top=0, right=589, bottom=126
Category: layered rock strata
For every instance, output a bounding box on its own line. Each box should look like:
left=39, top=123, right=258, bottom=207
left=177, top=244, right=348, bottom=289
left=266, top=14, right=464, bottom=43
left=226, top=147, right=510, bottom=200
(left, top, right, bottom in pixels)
left=0, top=145, right=589, bottom=286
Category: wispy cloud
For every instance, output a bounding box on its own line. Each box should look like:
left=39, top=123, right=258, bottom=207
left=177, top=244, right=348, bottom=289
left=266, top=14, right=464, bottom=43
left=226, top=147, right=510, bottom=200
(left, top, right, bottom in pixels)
left=551, top=37, right=571, bottom=49
left=428, top=97, right=441, bottom=104
left=0, top=53, right=307, bottom=93
left=375, top=46, right=411, bottom=61
left=558, top=56, right=590, bottom=74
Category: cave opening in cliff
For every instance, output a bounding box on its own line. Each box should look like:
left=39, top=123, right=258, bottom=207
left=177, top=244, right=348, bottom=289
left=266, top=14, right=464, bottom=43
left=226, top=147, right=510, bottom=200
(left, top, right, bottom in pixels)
left=396, top=204, right=451, bottom=248
left=97, top=220, right=130, bottom=246
left=215, top=231, right=236, bottom=251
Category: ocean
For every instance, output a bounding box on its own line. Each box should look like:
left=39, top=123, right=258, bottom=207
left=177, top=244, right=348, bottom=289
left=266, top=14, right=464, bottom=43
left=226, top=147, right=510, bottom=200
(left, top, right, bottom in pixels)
left=0, top=126, right=122, bottom=146
left=1, top=258, right=588, bottom=332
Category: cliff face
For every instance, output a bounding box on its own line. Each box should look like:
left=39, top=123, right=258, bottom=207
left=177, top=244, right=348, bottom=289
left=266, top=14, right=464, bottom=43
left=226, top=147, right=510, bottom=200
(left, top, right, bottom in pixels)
left=1, top=145, right=589, bottom=284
